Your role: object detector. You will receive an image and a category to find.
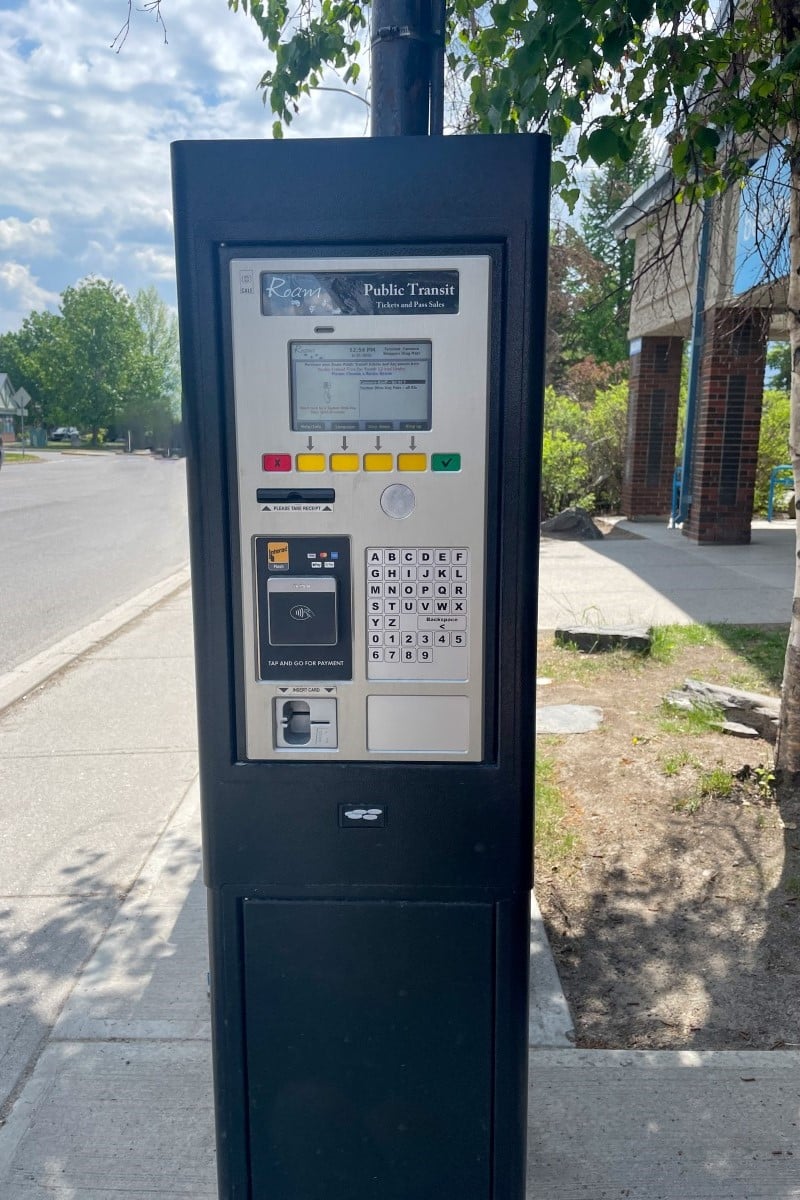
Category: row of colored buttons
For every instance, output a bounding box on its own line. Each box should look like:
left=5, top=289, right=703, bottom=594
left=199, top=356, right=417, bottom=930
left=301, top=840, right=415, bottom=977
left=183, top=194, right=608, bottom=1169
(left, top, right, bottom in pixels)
left=262, top=453, right=461, bottom=474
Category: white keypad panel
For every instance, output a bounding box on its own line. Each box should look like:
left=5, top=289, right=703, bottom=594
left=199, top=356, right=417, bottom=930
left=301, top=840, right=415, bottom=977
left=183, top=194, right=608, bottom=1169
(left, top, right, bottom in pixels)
left=365, top=547, right=469, bottom=681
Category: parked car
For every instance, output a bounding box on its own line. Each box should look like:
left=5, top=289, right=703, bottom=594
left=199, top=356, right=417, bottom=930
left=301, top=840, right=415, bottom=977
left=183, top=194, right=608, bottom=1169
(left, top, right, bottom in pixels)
left=50, top=427, right=80, bottom=442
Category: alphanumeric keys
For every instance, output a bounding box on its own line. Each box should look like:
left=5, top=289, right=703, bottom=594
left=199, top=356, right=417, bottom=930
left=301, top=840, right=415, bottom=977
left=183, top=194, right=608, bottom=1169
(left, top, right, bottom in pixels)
left=365, top=546, right=470, bottom=671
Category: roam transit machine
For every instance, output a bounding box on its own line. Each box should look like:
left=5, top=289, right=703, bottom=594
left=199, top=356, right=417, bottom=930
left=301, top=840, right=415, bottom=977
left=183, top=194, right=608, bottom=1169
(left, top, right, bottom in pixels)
left=172, top=133, right=549, bottom=1200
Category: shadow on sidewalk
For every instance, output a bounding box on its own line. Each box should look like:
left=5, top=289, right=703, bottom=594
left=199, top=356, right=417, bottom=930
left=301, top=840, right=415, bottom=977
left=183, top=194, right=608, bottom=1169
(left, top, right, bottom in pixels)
left=0, top=826, right=217, bottom=1197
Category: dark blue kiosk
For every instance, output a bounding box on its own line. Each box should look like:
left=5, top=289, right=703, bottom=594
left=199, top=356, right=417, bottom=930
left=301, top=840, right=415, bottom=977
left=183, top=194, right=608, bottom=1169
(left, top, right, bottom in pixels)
left=172, top=132, right=549, bottom=1200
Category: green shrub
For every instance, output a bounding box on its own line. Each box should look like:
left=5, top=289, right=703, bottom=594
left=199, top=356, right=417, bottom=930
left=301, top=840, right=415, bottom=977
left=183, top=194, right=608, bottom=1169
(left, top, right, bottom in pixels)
left=541, top=383, right=629, bottom=514
left=585, top=382, right=629, bottom=511
left=541, top=428, right=593, bottom=515
left=754, top=388, right=790, bottom=514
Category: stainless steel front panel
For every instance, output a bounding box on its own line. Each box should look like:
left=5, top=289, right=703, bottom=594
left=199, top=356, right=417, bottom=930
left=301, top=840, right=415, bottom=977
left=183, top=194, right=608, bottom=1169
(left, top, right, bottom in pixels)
left=229, top=255, right=491, bottom=761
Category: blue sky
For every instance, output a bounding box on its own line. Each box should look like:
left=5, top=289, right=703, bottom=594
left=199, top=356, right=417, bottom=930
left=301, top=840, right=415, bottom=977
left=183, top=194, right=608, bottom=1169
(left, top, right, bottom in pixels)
left=0, top=0, right=369, bottom=331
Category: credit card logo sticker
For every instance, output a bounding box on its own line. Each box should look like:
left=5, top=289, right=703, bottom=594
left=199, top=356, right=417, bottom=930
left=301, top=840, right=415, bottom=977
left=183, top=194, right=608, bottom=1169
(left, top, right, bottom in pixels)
left=289, top=605, right=315, bottom=621
left=267, top=541, right=289, bottom=570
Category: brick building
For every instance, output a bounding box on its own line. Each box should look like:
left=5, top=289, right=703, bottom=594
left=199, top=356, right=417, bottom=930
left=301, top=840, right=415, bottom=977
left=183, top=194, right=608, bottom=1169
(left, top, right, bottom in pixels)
left=611, top=163, right=785, bottom=545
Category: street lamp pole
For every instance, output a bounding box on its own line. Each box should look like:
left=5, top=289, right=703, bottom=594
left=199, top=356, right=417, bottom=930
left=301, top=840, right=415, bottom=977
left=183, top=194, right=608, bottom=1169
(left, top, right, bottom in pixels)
left=370, top=0, right=444, bottom=136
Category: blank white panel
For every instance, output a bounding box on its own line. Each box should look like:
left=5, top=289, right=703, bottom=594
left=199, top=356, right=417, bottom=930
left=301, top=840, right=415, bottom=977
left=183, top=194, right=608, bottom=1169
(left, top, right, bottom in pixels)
left=367, top=695, right=469, bottom=754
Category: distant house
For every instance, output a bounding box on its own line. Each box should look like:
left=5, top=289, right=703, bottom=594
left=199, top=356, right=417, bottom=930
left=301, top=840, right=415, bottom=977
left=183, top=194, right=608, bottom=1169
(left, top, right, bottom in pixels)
left=0, top=374, right=16, bottom=441
left=0, top=375, right=31, bottom=442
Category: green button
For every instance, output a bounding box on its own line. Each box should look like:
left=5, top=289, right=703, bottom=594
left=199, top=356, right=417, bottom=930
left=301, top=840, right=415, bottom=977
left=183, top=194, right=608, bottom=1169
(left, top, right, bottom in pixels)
left=432, top=453, right=461, bottom=472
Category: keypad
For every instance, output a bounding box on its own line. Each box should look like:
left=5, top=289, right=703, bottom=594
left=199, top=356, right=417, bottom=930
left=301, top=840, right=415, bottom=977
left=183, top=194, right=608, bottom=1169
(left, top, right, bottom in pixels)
left=365, top=546, right=469, bottom=680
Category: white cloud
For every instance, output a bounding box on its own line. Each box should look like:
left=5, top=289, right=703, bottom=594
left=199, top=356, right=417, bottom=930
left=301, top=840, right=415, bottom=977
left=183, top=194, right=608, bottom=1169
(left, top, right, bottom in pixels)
left=132, top=247, right=175, bottom=279
left=0, top=0, right=367, bottom=329
left=0, top=261, right=59, bottom=315
left=0, top=216, right=52, bottom=251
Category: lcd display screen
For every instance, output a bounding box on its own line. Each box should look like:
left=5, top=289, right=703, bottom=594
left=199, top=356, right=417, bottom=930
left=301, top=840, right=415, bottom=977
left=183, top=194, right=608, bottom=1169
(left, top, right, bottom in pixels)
left=289, top=341, right=432, bottom=432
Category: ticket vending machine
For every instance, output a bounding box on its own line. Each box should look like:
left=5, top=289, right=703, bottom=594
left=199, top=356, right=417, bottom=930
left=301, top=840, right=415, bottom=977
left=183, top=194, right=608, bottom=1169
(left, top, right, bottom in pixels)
left=172, top=134, right=549, bottom=1200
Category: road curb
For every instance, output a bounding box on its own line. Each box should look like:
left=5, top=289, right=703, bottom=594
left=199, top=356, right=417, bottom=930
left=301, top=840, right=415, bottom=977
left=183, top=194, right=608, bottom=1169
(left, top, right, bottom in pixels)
left=0, top=565, right=191, bottom=714
left=529, top=893, right=574, bottom=1048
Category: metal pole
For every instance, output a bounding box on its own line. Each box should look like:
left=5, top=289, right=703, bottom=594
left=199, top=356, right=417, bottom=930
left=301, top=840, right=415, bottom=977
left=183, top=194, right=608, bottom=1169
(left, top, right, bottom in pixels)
left=371, top=0, right=433, bottom=136
left=429, top=0, right=446, bottom=135
left=675, top=198, right=714, bottom=527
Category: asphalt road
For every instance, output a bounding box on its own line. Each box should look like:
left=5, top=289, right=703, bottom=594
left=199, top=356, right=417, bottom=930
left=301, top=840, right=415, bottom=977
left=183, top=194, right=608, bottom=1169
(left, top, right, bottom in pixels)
left=0, top=451, right=189, bottom=674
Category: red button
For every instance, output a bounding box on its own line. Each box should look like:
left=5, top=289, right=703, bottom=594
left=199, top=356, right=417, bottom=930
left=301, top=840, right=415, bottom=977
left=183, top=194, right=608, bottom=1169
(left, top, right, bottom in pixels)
left=262, top=453, right=291, bottom=472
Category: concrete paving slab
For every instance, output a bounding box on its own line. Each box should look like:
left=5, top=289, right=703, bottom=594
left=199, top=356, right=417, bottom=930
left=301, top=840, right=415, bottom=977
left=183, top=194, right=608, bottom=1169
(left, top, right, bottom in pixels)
left=0, top=588, right=200, bottom=1124
left=0, top=752, right=198, bottom=895
left=530, top=1049, right=800, bottom=1199
left=90, top=590, right=194, bottom=661
left=0, top=895, right=117, bottom=1113
left=0, top=654, right=198, bottom=755
left=0, top=569, right=190, bottom=714
left=0, top=1041, right=216, bottom=1199
left=538, top=525, right=795, bottom=629
left=53, top=784, right=208, bottom=1042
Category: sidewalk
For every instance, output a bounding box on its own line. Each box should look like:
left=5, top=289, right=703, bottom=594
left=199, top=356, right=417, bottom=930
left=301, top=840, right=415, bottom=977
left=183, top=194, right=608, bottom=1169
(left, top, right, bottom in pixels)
left=0, top=529, right=799, bottom=1197
left=538, top=517, right=796, bottom=629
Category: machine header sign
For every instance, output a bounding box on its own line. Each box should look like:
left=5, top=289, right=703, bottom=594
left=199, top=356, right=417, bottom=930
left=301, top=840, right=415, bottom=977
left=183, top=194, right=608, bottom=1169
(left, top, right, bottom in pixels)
left=260, top=270, right=460, bottom=316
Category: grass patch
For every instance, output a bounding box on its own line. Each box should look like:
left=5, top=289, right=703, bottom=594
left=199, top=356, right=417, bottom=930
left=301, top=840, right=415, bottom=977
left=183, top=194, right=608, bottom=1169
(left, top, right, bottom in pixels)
left=538, top=643, right=649, bottom=683
left=647, top=622, right=786, bottom=690
left=668, top=764, right=734, bottom=812
left=713, top=625, right=787, bottom=690
left=658, top=698, right=725, bottom=735
left=540, top=625, right=786, bottom=690
left=649, top=623, right=722, bottom=664
left=535, top=755, right=578, bottom=867
left=660, top=749, right=696, bottom=777
left=673, top=794, right=703, bottom=814
left=784, top=875, right=800, bottom=900
left=2, top=450, right=43, bottom=464
left=699, top=767, right=734, bottom=799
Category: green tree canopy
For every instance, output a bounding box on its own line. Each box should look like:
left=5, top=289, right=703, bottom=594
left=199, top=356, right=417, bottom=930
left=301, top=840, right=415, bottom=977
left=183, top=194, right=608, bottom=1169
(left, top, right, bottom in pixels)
left=134, top=285, right=181, bottom=416
left=574, top=142, right=653, bottom=367
left=0, top=310, right=64, bottom=428
left=226, top=0, right=799, bottom=206
left=55, top=278, right=152, bottom=440
left=0, top=278, right=180, bottom=445
left=546, top=222, right=604, bottom=388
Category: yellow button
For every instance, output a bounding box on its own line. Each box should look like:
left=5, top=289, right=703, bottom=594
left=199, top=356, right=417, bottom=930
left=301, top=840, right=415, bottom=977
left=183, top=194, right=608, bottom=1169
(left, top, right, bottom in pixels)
left=363, top=454, right=393, bottom=472
left=397, top=453, right=427, bottom=472
left=330, top=453, right=359, bottom=472
left=296, top=454, right=325, bottom=472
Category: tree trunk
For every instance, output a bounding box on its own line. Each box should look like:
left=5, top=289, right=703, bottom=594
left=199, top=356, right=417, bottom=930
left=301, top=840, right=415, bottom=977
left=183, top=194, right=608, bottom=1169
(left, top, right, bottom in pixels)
left=775, top=128, right=800, bottom=775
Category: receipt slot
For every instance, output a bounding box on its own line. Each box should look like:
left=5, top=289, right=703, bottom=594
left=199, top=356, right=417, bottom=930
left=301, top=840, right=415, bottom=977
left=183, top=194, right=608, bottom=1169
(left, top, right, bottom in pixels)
left=172, top=134, right=549, bottom=1200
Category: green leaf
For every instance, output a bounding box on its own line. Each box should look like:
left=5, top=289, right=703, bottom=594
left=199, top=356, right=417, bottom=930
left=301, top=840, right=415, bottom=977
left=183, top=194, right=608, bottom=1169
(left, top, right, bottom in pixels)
left=272, top=120, right=284, bottom=139
left=671, top=140, right=690, bottom=176
left=602, top=28, right=628, bottom=67
left=550, top=159, right=568, bottom=188
left=488, top=105, right=504, bottom=132
left=628, top=0, right=654, bottom=22
left=586, top=125, right=625, bottom=166
left=563, top=95, right=584, bottom=124
left=693, top=125, right=720, bottom=161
